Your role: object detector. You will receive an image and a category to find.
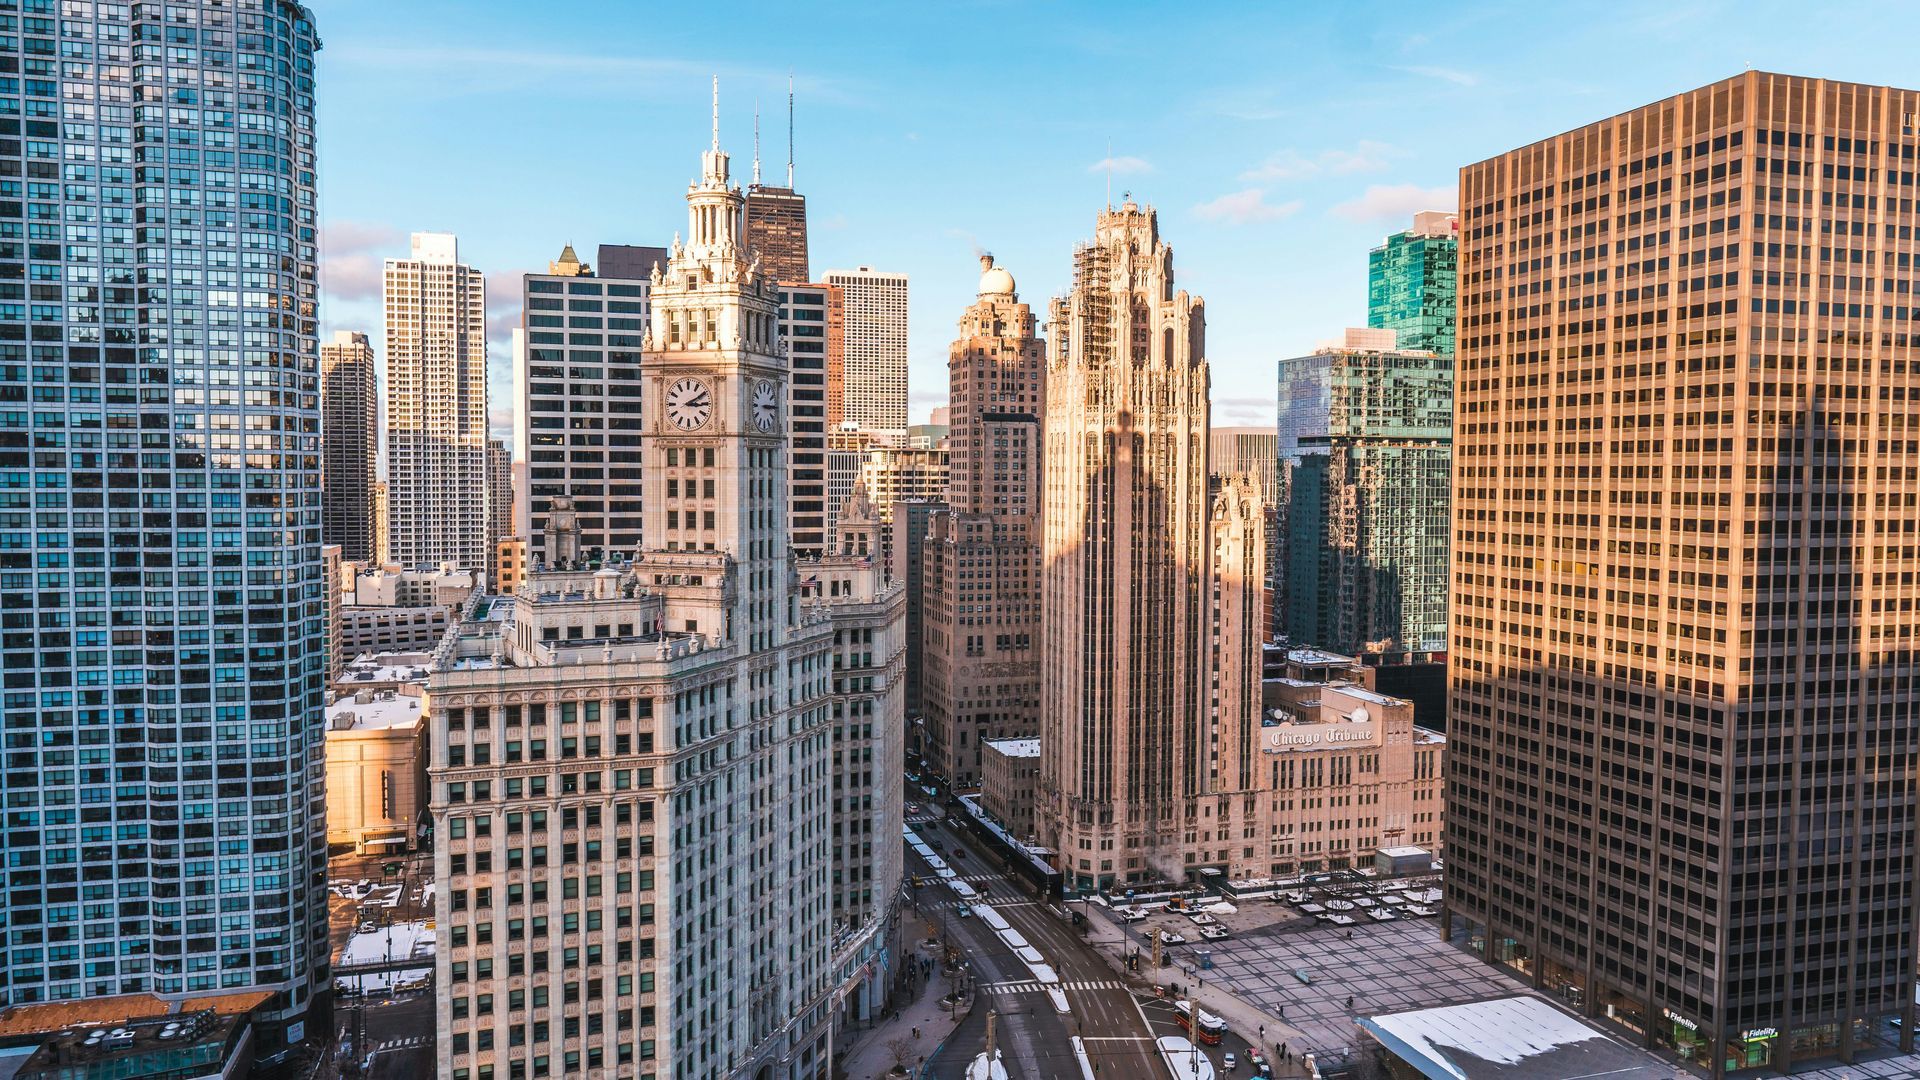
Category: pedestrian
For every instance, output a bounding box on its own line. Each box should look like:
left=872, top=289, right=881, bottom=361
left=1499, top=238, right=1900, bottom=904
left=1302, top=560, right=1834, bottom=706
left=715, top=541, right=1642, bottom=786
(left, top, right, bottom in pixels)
left=1345, top=995, right=1353, bottom=1008
left=912, top=1026, right=920, bottom=1039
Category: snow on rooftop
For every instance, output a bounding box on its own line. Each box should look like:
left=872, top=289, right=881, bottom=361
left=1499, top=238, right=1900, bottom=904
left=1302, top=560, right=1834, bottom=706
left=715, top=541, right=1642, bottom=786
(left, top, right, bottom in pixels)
left=983, top=737, right=1040, bottom=757
left=1360, top=995, right=1669, bottom=1080
left=340, top=921, right=434, bottom=967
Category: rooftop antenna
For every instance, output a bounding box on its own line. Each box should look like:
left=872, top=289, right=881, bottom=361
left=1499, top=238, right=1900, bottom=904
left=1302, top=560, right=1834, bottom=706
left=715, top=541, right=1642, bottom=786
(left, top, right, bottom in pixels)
left=753, top=101, right=762, bottom=185
left=710, top=75, right=719, bottom=152
left=786, top=72, right=795, bottom=188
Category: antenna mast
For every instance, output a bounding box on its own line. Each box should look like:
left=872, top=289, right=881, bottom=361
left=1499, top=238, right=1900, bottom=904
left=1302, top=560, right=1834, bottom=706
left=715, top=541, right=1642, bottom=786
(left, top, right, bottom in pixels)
left=753, top=103, right=761, bottom=185
left=710, top=75, right=719, bottom=152
left=786, top=73, right=795, bottom=188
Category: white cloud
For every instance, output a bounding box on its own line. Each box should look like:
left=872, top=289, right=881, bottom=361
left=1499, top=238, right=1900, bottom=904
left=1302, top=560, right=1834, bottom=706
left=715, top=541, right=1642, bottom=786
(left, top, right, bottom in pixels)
left=1193, top=189, right=1302, bottom=225
left=1213, top=396, right=1274, bottom=427
left=1088, top=155, right=1152, bottom=175
left=319, top=220, right=405, bottom=302
left=1330, top=183, right=1458, bottom=223
left=1239, top=140, right=1394, bottom=183
left=1394, top=65, right=1479, bottom=87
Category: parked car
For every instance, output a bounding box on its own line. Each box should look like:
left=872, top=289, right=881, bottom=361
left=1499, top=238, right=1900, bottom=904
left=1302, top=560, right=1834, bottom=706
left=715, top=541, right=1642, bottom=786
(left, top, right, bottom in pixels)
left=956, top=903, right=973, bottom=918
left=952, top=847, right=968, bottom=860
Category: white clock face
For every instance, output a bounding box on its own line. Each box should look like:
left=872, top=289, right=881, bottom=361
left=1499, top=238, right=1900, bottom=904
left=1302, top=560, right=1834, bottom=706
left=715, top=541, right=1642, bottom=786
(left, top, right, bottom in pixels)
left=665, top=377, right=712, bottom=430
left=752, top=380, right=779, bottom=433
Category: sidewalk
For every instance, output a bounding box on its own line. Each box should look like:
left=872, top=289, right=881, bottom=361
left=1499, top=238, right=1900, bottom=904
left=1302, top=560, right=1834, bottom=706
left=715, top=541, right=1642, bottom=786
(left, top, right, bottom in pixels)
left=1080, top=902, right=1320, bottom=1076
left=836, top=940, right=970, bottom=1080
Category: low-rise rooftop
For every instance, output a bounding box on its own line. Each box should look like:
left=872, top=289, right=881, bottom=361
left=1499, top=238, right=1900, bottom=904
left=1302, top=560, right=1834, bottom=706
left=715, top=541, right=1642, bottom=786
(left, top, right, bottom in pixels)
left=982, top=738, right=1040, bottom=758
left=326, top=689, right=425, bottom=732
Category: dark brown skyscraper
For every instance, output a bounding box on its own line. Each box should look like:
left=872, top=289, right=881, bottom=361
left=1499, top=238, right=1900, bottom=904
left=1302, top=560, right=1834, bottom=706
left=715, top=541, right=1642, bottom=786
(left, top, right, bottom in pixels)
left=322, top=329, right=378, bottom=561
left=1444, top=72, right=1919, bottom=1074
left=745, top=88, right=808, bottom=283
left=745, top=184, right=808, bottom=283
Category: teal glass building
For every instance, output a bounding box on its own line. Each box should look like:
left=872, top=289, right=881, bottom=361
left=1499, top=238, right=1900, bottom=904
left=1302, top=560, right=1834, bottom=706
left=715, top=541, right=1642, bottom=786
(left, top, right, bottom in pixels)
left=1366, top=211, right=1457, bottom=357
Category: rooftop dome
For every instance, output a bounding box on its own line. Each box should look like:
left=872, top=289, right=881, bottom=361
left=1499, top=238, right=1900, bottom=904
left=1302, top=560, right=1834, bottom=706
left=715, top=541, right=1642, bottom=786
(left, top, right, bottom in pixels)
left=978, top=254, right=1015, bottom=297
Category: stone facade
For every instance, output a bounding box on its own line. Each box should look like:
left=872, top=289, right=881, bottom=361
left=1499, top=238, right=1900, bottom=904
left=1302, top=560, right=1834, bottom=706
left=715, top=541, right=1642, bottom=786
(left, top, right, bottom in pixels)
left=921, top=257, right=1045, bottom=787
left=431, top=118, right=890, bottom=1080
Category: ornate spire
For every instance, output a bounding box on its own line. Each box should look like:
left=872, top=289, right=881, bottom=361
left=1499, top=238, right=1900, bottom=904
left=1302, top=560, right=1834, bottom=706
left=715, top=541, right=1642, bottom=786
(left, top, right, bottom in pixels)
left=710, top=74, right=719, bottom=152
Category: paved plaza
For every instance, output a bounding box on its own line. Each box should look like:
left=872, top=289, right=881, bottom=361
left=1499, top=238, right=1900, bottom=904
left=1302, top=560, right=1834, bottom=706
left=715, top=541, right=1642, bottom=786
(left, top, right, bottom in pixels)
left=1191, top=917, right=1529, bottom=1060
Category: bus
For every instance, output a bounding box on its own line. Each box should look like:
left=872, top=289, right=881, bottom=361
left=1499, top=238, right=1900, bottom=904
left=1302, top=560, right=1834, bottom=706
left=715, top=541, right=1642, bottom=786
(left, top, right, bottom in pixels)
left=1173, top=1000, right=1228, bottom=1045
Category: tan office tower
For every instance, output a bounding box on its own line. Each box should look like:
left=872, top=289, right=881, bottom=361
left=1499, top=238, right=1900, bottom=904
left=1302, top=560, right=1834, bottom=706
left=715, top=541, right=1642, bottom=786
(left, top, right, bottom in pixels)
left=1208, top=426, right=1278, bottom=494
left=922, top=256, right=1045, bottom=786
left=1443, top=72, right=1920, bottom=1073
left=385, top=232, right=489, bottom=572
left=322, top=330, right=378, bottom=561
left=1038, top=202, right=1216, bottom=890
left=823, top=267, right=909, bottom=437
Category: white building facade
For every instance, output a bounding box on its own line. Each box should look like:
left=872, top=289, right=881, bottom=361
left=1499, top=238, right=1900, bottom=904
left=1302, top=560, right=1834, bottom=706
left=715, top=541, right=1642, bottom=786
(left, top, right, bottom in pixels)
left=385, top=232, right=490, bottom=573
left=432, top=117, right=875, bottom=1080
left=820, top=268, right=907, bottom=439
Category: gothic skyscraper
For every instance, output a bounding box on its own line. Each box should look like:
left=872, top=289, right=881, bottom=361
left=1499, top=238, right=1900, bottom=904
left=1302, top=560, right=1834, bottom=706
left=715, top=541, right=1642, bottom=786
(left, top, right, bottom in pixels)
left=1037, top=203, right=1218, bottom=889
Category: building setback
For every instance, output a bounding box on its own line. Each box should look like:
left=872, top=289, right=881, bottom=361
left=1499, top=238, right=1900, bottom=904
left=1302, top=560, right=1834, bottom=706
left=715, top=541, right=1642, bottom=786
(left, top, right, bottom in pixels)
left=1366, top=210, right=1458, bottom=357
left=515, top=244, right=654, bottom=565
left=1276, top=329, right=1451, bottom=659
left=822, top=268, right=909, bottom=437
left=0, top=1, right=329, bottom=1057
left=921, top=256, right=1046, bottom=787
left=1442, top=72, right=1920, bottom=1074
left=322, top=330, right=379, bottom=561
left=385, top=232, right=490, bottom=573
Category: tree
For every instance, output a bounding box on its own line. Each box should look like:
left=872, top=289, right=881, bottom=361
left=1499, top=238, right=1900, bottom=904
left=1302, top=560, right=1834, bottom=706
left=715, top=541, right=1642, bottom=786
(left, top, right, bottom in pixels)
left=886, top=1036, right=916, bottom=1075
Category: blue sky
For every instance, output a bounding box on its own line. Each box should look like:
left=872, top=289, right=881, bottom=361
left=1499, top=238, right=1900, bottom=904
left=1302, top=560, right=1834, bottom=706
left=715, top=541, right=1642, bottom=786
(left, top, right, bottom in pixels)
left=315, top=0, right=1920, bottom=435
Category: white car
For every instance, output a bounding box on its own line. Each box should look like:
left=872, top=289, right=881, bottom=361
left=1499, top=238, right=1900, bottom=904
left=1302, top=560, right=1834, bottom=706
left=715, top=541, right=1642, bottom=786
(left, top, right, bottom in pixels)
left=1224, top=1052, right=1238, bottom=1071
left=1159, top=930, right=1188, bottom=945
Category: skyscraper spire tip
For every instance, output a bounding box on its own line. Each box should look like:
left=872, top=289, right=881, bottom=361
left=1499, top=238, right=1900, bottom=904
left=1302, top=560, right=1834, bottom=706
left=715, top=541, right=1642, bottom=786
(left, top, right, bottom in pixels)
left=753, top=102, right=762, bottom=185
left=786, top=72, right=795, bottom=188
left=710, top=75, right=719, bottom=152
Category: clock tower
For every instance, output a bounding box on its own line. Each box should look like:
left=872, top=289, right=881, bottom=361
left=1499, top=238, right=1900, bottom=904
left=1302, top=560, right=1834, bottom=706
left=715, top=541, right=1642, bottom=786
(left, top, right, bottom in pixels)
left=638, top=86, right=790, bottom=650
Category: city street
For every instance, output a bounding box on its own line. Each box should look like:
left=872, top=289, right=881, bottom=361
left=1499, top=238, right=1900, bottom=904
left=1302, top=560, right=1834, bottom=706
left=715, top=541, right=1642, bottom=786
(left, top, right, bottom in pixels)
left=904, top=804, right=1260, bottom=1078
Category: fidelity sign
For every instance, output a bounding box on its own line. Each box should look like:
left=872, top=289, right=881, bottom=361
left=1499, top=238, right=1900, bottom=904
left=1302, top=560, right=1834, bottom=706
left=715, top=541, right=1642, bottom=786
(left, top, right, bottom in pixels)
left=1261, top=721, right=1381, bottom=753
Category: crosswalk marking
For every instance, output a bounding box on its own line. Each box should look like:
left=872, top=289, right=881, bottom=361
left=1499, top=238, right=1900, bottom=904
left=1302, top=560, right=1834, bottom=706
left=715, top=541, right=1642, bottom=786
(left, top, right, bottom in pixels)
left=983, top=979, right=1127, bottom=995
left=375, top=1037, right=431, bottom=1050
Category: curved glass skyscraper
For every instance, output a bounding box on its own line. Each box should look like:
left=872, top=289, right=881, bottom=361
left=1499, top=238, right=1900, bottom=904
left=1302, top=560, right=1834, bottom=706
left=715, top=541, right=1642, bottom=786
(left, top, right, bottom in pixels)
left=0, top=0, right=326, bottom=1057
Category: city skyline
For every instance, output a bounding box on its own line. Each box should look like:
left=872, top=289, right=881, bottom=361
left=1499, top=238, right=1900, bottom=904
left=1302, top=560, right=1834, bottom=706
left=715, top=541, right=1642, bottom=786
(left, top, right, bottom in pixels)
left=313, top=1, right=1920, bottom=436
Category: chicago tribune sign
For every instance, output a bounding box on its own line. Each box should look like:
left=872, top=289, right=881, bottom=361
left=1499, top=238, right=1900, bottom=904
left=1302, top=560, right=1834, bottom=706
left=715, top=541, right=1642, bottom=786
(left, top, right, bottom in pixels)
left=1261, top=721, right=1381, bottom=753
